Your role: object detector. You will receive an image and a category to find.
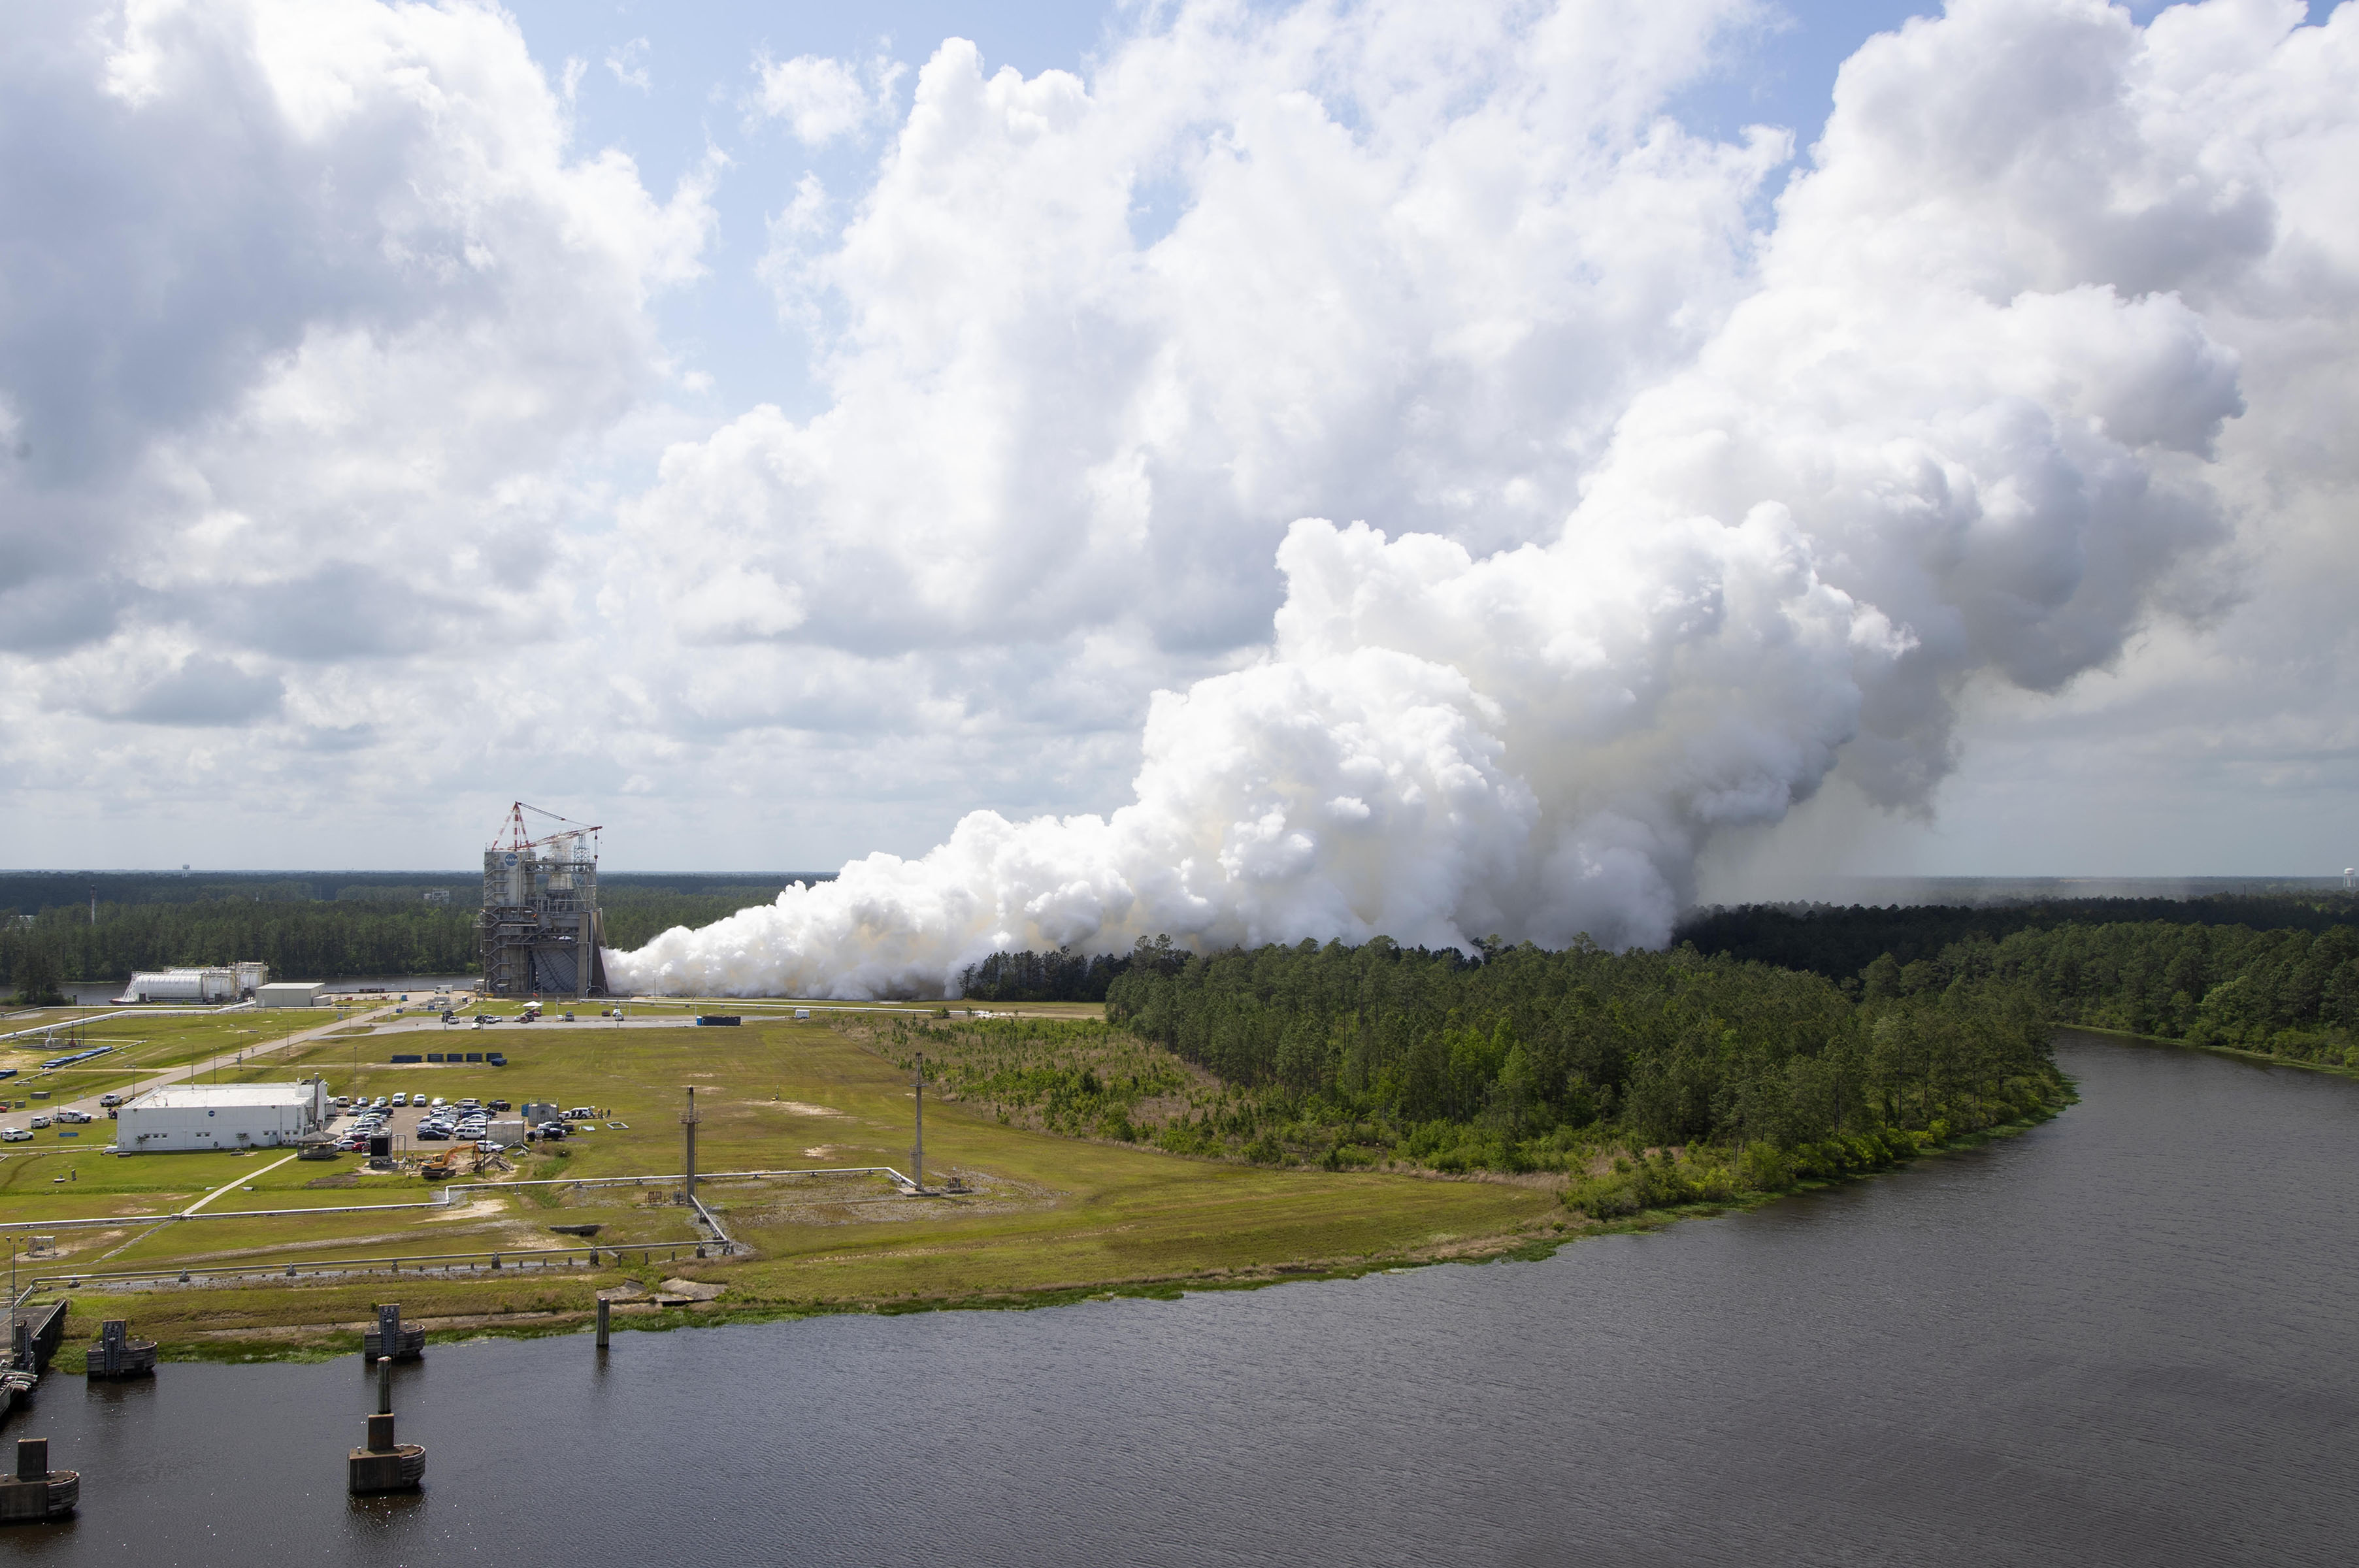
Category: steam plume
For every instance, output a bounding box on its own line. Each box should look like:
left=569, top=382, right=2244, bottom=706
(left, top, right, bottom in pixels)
left=610, top=0, right=2349, bottom=998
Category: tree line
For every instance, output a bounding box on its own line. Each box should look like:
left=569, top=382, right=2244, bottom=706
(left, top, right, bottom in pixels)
left=1676, top=890, right=2359, bottom=980
left=1083, top=937, right=2063, bottom=1209
left=956, top=936, right=1177, bottom=1002
left=0, top=883, right=794, bottom=990
left=1864, top=919, right=2359, bottom=1066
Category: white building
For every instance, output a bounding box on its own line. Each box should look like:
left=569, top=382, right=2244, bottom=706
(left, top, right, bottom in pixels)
left=256, top=981, right=327, bottom=1008
left=116, top=1082, right=328, bottom=1152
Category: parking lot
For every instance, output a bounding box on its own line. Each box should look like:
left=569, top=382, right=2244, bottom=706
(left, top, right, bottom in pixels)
left=327, top=1089, right=503, bottom=1152
left=325, top=1087, right=605, bottom=1154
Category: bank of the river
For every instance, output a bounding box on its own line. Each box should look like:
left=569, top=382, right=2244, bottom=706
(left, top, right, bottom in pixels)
left=2059, top=1019, right=2359, bottom=1081
left=5, top=1032, right=2352, bottom=1565
left=5, top=1002, right=2079, bottom=1364
left=38, top=1090, right=2076, bottom=1367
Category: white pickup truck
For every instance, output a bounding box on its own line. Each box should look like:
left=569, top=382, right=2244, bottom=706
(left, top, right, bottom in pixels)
left=53, top=1109, right=91, bottom=1124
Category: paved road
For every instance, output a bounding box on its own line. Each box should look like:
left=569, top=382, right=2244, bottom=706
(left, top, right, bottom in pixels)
left=1, top=1001, right=401, bottom=1139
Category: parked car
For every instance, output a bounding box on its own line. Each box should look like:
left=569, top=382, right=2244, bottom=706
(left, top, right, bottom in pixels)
left=99, top=1092, right=124, bottom=1108
left=0, top=1128, right=30, bottom=1143
left=391, top=1093, right=407, bottom=1107
left=54, top=1109, right=91, bottom=1124
left=535, top=1120, right=567, bottom=1139
left=566, top=1107, right=595, bottom=1120
left=475, top=1139, right=504, bottom=1154
left=416, top=1126, right=449, bottom=1141
left=487, top=1100, right=511, bottom=1113
left=28, top=1116, right=50, bottom=1130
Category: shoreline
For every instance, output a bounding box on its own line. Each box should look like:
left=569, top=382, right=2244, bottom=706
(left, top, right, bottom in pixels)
left=48, top=1095, right=2077, bottom=1368
left=2051, top=1022, right=2359, bottom=1083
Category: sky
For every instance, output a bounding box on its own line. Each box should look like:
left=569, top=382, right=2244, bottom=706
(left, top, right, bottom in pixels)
left=2, top=0, right=2355, bottom=951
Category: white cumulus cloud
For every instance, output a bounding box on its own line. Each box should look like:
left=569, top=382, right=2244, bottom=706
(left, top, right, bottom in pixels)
left=612, top=0, right=2358, bottom=996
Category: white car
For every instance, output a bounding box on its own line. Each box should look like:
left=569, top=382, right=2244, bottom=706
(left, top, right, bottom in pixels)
left=0, top=1128, right=30, bottom=1143
left=27, top=1116, right=50, bottom=1130
left=391, top=1093, right=408, bottom=1107
left=54, top=1109, right=91, bottom=1124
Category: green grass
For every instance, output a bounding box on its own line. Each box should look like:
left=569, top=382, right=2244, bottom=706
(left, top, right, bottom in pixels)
left=1, top=1011, right=1557, bottom=1358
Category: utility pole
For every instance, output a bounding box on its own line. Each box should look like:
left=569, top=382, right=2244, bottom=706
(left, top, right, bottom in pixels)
left=911, top=1051, right=925, bottom=1194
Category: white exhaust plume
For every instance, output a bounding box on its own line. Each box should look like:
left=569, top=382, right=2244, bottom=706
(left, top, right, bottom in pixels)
left=610, top=0, right=2352, bottom=998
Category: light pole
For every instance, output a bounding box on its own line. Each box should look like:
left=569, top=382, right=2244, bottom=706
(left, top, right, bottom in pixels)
left=911, top=1051, right=925, bottom=1194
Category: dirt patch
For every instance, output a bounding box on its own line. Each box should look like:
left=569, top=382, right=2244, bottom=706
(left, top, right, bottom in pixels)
left=657, top=1277, right=724, bottom=1301
left=768, top=1101, right=843, bottom=1118
left=425, top=1198, right=507, bottom=1224
left=303, top=1173, right=359, bottom=1189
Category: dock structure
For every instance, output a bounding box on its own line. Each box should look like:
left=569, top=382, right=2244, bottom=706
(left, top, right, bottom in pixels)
left=0, top=1439, right=78, bottom=1523
left=7, top=1303, right=65, bottom=1375
left=84, top=1320, right=157, bottom=1380
left=347, top=1356, right=425, bottom=1495
left=361, top=1303, right=426, bottom=1364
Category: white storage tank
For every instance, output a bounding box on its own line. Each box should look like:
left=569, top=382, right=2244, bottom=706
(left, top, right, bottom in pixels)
left=118, top=968, right=239, bottom=1004
left=116, top=1082, right=329, bottom=1152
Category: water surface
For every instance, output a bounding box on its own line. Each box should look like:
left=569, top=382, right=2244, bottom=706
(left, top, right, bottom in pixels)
left=2, top=1032, right=2353, bottom=1566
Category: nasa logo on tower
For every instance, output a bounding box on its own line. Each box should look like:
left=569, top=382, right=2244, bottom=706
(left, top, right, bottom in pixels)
left=503, top=853, right=519, bottom=867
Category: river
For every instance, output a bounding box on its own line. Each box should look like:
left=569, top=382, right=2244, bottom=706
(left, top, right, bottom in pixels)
left=1, top=1031, right=2353, bottom=1565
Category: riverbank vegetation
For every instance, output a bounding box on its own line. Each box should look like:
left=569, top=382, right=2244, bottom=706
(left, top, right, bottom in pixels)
left=864, top=939, right=2069, bottom=1218
left=1847, top=920, right=2359, bottom=1070
left=1679, top=896, right=2359, bottom=1070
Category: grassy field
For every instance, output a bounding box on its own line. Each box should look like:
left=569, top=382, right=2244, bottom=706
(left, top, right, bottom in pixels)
left=0, top=1007, right=340, bottom=1110
left=1, top=1009, right=1561, bottom=1362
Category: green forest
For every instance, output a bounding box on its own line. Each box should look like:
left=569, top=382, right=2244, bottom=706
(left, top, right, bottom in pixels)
left=1675, top=890, right=2359, bottom=977
left=1094, top=938, right=2062, bottom=1214
left=1864, top=920, right=2359, bottom=1065
left=0, top=873, right=806, bottom=989
left=926, top=896, right=2359, bottom=1216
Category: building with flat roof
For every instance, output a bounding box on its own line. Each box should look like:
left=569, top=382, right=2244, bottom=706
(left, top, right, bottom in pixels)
left=116, top=1082, right=327, bottom=1153
left=256, top=981, right=327, bottom=1007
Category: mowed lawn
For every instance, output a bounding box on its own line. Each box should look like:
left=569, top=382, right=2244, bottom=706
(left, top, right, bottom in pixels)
left=7, top=1015, right=1559, bottom=1356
